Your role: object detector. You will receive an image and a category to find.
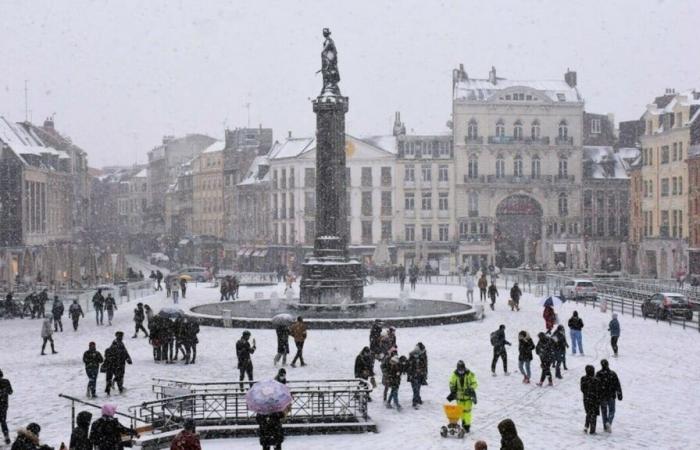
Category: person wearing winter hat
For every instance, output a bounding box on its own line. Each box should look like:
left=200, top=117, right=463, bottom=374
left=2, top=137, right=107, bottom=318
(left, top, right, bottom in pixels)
left=580, top=365, right=600, bottom=434
left=497, top=418, right=524, bottom=450
left=384, top=354, right=403, bottom=410
left=0, top=369, right=12, bottom=444
left=608, top=313, right=621, bottom=357
left=89, top=404, right=137, bottom=450
left=406, top=343, right=428, bottom=408
left=448, top=360, right=478, bottom=433
left=274, top=368, right=287, bottom=384
left=596, top=359, right=623, bottom=432
left=170, top=418, right=201, bottom=450
left=69, top=411, right=93, bottom=450
left=236, top=331, right=256, bottom=388
left=40, top=313, right=57, bottom=355
left=12, top=422, right=48, bottom=450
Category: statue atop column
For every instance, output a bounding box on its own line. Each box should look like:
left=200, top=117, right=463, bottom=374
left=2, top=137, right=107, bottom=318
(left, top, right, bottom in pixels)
left=320, top=28, right=341, bottom=96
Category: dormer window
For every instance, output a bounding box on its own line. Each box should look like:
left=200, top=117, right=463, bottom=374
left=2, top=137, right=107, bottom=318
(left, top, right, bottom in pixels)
left=556, top=93, right=566, bottom=102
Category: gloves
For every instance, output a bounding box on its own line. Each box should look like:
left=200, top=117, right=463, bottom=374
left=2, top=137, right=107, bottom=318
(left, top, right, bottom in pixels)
left=446, top=391, right=456, bottom=402
left=618, top=393, right=623, bottom=401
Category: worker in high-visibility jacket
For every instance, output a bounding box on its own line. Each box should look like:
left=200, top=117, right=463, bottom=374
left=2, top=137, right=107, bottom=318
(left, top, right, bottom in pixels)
left=448, top=360, right=478, bottom=432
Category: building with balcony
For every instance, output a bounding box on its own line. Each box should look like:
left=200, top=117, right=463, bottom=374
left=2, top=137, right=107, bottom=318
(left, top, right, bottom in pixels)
left=191, top=141, right=225, bottom=239
left=637, top=89, right=700, bottom=278
left=688, top=145, right=700, bottom=274
left=452, top=65, right=585, bottom=269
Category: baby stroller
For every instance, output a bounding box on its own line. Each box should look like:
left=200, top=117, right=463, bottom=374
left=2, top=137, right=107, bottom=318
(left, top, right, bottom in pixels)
left=440, top=403, right=465, bottom=438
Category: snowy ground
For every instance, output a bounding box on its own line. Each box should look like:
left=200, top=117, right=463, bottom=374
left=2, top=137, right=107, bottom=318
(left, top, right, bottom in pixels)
left=2, top=278, right=700, bottom=449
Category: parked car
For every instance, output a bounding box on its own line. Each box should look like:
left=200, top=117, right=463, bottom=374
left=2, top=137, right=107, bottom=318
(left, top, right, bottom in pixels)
left=642, top=293, right=694, bottom=321
left=561, top=279, right=598, bottom=302
left=176, top=266, right=210, bottom=282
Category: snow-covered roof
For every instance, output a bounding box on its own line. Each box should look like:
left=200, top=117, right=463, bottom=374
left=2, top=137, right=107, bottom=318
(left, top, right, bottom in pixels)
left=362, top=135, right=398, bottom=153
left=268, top=137, right=315, bottom=160
left=583, top=146, right=639, bottom=180
left=238, top=155, right=270, bottom=186
left=202, top=140, right=225, bottom=154
left=133, top=168, right=148, bottom=178
left=0, top=117, right=73, bottom=168
left=454, top=78, right=582, bottom=103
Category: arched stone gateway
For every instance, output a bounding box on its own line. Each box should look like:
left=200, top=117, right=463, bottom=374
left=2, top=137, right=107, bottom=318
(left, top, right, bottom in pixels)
left=495, top=194, right=543, bottom=268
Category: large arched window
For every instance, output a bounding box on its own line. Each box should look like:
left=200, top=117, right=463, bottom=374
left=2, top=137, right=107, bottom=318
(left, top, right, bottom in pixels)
left=558, top=193, right=568, bottom=216
left=513, top=120, right=523, bottom=140
left=495, top=119, right=505, bottom=137
left=558, top=156, right=568, bottom=178
left=468, top=191, right=479, bottom=216
left=531, top=155, right=541, bottom=179
left=496, top=155, right=505, bottom=178
left=468, top=154, right=479, bottom=179
left=531, top=120, right=541, bottom=139
left=558, top=120, right=568, bottom=139
left=513, top=154, right=523, bottom=177
left=467, top=119, right=478, bottom=140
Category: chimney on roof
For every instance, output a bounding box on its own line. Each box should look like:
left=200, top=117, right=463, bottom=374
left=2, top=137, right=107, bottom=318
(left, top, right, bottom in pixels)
left=162, top=135, right=174, bottom=145
left=43, top=117, right=54, bottom=130
left=288, top=131, right=292, bottom=139
left=488, top=66, right=497, bottom=84
left=393, top=111, right=406, bottom=136
left=665, top=88, right=676, bottom=95
left=565, top=69, right=577, bottom=88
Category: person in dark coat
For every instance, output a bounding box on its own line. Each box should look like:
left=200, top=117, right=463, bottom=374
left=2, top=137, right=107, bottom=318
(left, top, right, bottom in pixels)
left=608, top=313, right=620, bottom=357
left=155, top=270, right=163, bottom=291
left=354, top=347, right=375, bottom=401
left=103, top=332, right=132, bottom=395
left=487, top=282, right=498, bottom=311
left=406, top=343, right=428, bottom=408
left=92, top=289, right=105, bottom=326
left=568, top=310, right=584, bottom=355
left=69, top=411, right=93, bottom=450
left=103, top=294, right=117, bottom=326
left=384, top=354, right=403, bottom=410
left=68, top=299, right=84, bottom=331
left=236, top=331, right=256, bottom=387
left=89, top=404, right=137, bottom=450
left=580, top=364, right=600, bottom=434
left=83, top=342, right=104, bottom=398
left=170, top=418, right=201, bottom=450
left=535, top=332, right=554, bottom=387
left=551, top=325, right=569, bottom=378
left=490, top=324, right=511, bottom=375
left=398, top=265, right=406, bottom=290
left=517, top=331, right=534, bottom=384
left=274, top=368, right=287, bottom=384
left=256, top=411, right=285, bottom=450
left=596, top=359, right=623, bottom=432
left=179, top=278, right=187, bottom=298
left=509, top=283, right=522, bottom=311
left=273, top=325, right=289, bottom=367
left=0, top=369, right=13, bottom=444
left=369, top=320, right=383, bottom=359
left=36, top=290, right=48, bottom=319
left=11, top=422, right=52, bottom=450
left=51, top=297, right=64, bottom=332
left=497, top=418, right=524, bottom=450
left=132, top=303, right=149, bottom=338
left=182, top=318, right=200, bottom=364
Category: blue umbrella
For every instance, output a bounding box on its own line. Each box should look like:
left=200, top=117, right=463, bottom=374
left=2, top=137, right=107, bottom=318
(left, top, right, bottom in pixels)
left=540, top=296, right=563, bottom=307
left=246, top=380, right=292, bottom=414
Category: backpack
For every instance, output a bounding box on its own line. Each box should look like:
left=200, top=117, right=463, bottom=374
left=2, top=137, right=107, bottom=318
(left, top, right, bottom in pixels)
left=490, top=331, right=498, bottom=346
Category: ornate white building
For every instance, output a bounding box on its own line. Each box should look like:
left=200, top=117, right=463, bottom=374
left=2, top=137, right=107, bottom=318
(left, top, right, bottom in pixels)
left=452, top=66, right=585, bottom=269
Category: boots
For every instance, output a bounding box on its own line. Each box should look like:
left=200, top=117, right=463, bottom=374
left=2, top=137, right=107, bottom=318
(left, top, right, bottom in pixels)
left=462, top=423, right=470, bottom=433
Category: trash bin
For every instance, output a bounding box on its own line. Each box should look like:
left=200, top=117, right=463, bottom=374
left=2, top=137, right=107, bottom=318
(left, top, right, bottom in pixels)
left=118, top=281, right=129, bottom=301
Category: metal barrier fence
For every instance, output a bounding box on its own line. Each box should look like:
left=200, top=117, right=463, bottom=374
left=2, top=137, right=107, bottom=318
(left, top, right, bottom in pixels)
left=129, top=378, right=372, bottom=432
left=58, top=394, right=148, bottom=430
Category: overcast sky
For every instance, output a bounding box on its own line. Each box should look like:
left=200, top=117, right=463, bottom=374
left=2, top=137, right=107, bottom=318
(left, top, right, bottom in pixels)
left=1, top=0, right=698, bottom=167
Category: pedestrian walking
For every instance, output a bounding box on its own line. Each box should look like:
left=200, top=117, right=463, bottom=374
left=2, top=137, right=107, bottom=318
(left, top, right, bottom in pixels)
left=172, top=281, right=180, bottom=304
left=69, top=299, right=84, bottom=331
left=11, top=422, right=52, bottom=450
left=608, top=313, right=620, bottom=357
left=170, top=419, right=201, bottom=450
left=236, top=331, right=256, bottom=387
left=51, top=296, right=64, bottom=332
left=256, top=411, right=285, bottom=450
left=179, top=278, right=187, bottom=299
left=0, top=369, right=12, bottom=445
left=155, top=270, right=163, bottom=291
left=497, top=418, right=524, bottom=450
left=89, top=404, right=137, bottom=450
left=517, top=331, right=534, bottom=384
left=369, top=320, right=383, bottom=359
left=409, top=265, right=418, bottom=291
left=104, top=294, right=117, bottom=326
left=552, top=325, right=569, bottom=378
left=273, top=325, right=289, bottom=367
left=103, top=331, right=132, bottom=395
left=535, top=332, right=554, bottom=387
left=447, top=360, right=478, bottom=433
left=354, top=347, right=376, bottom=401
left=132, top=303, right=149, bottom=338
left=568, top=311, right=584, bottom=355
left=406, top=343, right=427, bottom=408
left=580, top=365, right=600, bottom=434
left=466, top=277, right=475, bottom=303
left=92, top=289, right=105, bottom=326
left=490, top=324, right=511, bottom=375
left=36, top=289, right=48, bottom=318
left=83, top=342, right=104, bottom=399
left=477, top=274, right=488, bottom=302
left=183, top=318, right=199, bottom=364
left=509, top=283, right=522, bottom=311
left=487, top=282, right=498, bottom=311
left=384, top=354, right=403, bottom=410
left=40, top=314, right=57, bottom=355
left=289, top=316, right=307, bottom=367
left=398, top=265, right=406, bottom=291
left=543, top=305, right=556, bottom=334
left=69, top=411, right=93, bottom=450
left=596, top=359, right=622, bottom=433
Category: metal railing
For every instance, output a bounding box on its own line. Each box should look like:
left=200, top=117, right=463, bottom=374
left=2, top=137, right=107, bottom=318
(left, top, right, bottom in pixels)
left=59, top=393, right=148, bottom=430
left=129, top=378, right=371, bottom=432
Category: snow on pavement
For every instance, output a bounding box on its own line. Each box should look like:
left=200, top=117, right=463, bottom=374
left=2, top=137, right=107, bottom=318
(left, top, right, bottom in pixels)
left=1, top=280, right=700, bottom=449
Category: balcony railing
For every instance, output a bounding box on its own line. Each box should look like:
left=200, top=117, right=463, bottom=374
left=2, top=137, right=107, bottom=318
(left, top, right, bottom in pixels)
left=420, top=210, right=432, bottom=219
left=404, top=209, right=416, bottom=218
left=462, top=174, right=576, bottom=184
left=487, top=136, right=551, bottom=145
left=555, top=136, right=574, bottom=145
left=465, top=136, right=484, bottom=144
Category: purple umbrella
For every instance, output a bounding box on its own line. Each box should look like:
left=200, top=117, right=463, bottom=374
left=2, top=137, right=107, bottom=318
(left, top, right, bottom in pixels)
left=245, top=380, right=292, bottom=414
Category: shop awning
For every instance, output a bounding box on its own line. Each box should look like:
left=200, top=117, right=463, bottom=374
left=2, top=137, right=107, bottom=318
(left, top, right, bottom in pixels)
left=244, top=248, right=255, bottom=257
left=552, top=244, right=567, bottom=253
left=253, top=249, right=268, bottom=257
left=237, top=248, right=249, bottom=257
